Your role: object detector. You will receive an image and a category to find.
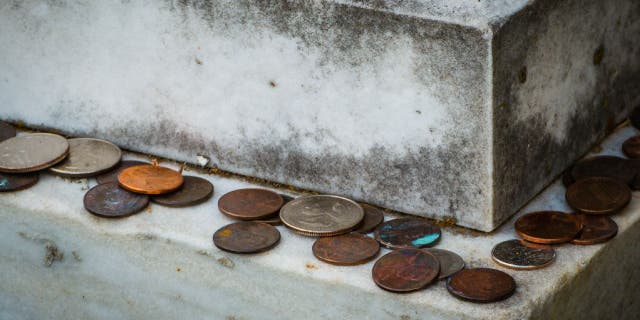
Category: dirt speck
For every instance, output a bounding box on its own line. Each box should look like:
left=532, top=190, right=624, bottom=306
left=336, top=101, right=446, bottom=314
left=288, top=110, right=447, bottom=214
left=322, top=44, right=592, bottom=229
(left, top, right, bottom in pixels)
left=217, top=256, right=235, bottom=269
left=44, top=243, right=64, bottom=267
left=72, top=251, right=82, bottom=262
left=269, top=80, right=277, bottom=88
left=305, top=263, right=318, bottom=270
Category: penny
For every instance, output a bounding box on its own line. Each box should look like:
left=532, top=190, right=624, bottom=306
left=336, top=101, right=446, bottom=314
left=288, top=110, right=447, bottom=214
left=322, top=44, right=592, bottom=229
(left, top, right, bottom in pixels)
left=0, top=172, right=38, bottom=192
left=372, top=248, right=439, bottom=293
left=83, top=182, right=149, bottom=218
left=424, top=248, right=465, bottom=279
left=96, top=160, right=149, bottom=184
left=0, top=133, right=69, bottom=173
left=491, top=239, right=555, bottom=270
left=515, top=211, right=582, bottom=244
left=571, top=214, right=618, bottom=245
left=213, top=221, right=280, bottom=254
left=312, top=233, right=380, bottom=266
left=280, top=195, right=364, bottom=237
left=622, top=135, right=640, bottom=159
left=218, top=188, right=284, bottom=220
left=566, top=177, right=631, bottom=214
left=630, top=105, right=640, bottom=130
left=353, top=203, right=384, bottom=234
left=49, top=138, right=122, bottom=178
left=152, top=176, right=214, bottom=207
left=118, top=162, right=184, bottom=195
left=0, top=121, right=16, bottom=142
left=571, top=155, right=634, bottom=185
left=446, top=268, right=516, bottom=303
left=374, top=218, right=441, bottom=249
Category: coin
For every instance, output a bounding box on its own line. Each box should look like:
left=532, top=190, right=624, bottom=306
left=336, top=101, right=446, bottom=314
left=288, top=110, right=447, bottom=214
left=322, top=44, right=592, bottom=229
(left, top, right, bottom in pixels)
left=312, top=233, right=380, bottom=266
left=571, top=214, right=618, bottom=245
left=515, top=211, right=582, bottom=244
left=218, top=188, right=284, bottom=220
left=255, top=214, right=283, bottom=226
left=118, top=163, right=184, bottom=195
left=213, top=221, right=280, bottom=254
left=491, top=239, right=555, bottom=270
left=353, top=203, right=384, bottom=234
left=0, top=121, right=16, bottom=142
left=372, top=248, right=439, bottom=292
left=630, top=105, right=640, bottom=130
left=49, top=138, right=122, bottom=178
left=566, top=177, right=631, bottom=214
left=374, top=218, right=441, bottom=249
left=0, top=133, right=69, bottom=173
left=622, top=135, right=640, bottom=159
left=425, top=248, right=465, bottom=279
left=96, top=160, right=149, bottom=184
left=571, top=155, right=634, bottom=185
left=280, top=195, right=364, bottom=237
left=152, top=176, right=214, bottom=207
left=446, top=268, right=516, bottom=303
left=0, top=172, right=38, bottom=192
left=83, top=182, right=149, bottom=218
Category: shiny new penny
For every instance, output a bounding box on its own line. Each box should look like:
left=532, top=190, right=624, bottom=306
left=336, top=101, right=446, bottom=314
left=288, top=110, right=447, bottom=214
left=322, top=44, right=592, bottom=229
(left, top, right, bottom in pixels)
left=372, top=248, right=440, bottom=292
left=213, top=221, right=280, bottom=254
left=218, top=188, right=283, bottom=220
left=566, top=177, right=631, bottom=214
left=280, top=195, right=364, bottom=237
left=571, top=155, right=634, bottom=185
left=0, top=172, right=38, bottom=192
left=353, top=203, right=384, bottom=234
left=96, top=160, right=149, bottom=184
left=118, top=163, right=184, bottom=195
left=83, top=182, right=149, bottom=218
left=152, top=176, right=213, bottom=207
left=425, top=248, right=465, bottom=280
left=447, top=268, right=516, bottom=303
left=622, top=135, right=640, bottom=159
left=515, top=211, right=582, bottom=244
left=312, top=233, right=380, bottom=266
left=0, top=133, right=69, bottom=173
left=50, top=138, right=122, bottom=178
left=0, top=121, right=16, bottom=142
left=374, top=218, right=441, bottom=249
left=491, top=239, right=555, bottom=270
left=571, top=214, right=618, bottom=245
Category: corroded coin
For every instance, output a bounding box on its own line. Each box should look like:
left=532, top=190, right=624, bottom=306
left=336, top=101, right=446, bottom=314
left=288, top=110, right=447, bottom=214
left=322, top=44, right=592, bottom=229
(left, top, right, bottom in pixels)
left=425, top=248, right=465, bottom=279
left=571, top=214, right=618, bottom=245
left=83, top=182, right=149, bottom=218
left=622, top=135, right=640, bottom=159
left=0, top=172, right=38, bottom=192
left=515, top=211, right=582, bottom=244
left=491, top=239, right=555, bottom=270
left=0, top=121, right=16, bottom=142
left=571, top=155, right=634, bottom=185
left=118, top=162, right=184, bottom=195
left=152, top=176, right=214, bottom=207
left=218, top=188, right=283, bottom=220
left=312, top=233, right=380, bottom=266
left=566, top=177, right=631, bottom=214
left=446, top=268, right=516, bottom=303
left=353, top=203, right=384, bottom=234
left=50, top=138, right=122, bottom=178
left=0, top=133, right=69, bottom=173
left=213, top=221, right=280, bottom=254
left=374, top=218, right=441, bottom=249
left=96, top=160, right=149, bottom=184
left=372, top=248, right=439, bottom=292
left=280, top=195, right=364, bottom=237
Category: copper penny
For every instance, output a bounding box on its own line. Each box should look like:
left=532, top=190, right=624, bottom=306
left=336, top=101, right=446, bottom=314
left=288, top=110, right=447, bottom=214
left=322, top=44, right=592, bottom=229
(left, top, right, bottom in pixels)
left=571, top=214, right=618, bottom=245
left=96, top=160, right=149, bottom=184
left=372, top=248, right=439, bottom=292
left=213, top=221, right=280, bottom=254
left=218, top=188, right=283, bottom=220
left=353, top=203, right=384, bottom=234
left=117, top=163, right=184, bottom=195
left=491, top=239, right=555, bottom=270
left=630, top=105, right=640, bottom=130
left=571, top=155, right=634, bottom=185
left=312, top=233, right=380, bottom=266
left=0, top=121, right=16, bottom=142
left=83, top=182, right=149, bottom=218
left=0, top=172, right=38, bottom=192
left=446, top=268, right=516, bottom=303
left=374, top=218, right=441, bottom=249
left=424, top=248, right=465, bottom=280
left=152, top=176, right=214, bottom=207
left=0, top=133, right=69, bottom=173
left=622, top=135, right=640, bottom=159
left=566, top=177, right=631, bottom=214
left=515, top=211, right=582, bottom=244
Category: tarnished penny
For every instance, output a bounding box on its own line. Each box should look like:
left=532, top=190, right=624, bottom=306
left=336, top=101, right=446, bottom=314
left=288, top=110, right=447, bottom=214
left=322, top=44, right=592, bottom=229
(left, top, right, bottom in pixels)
left=571, top=214, right=618, bottom=245
left=566, top=177, right=631, bottom=214
left=0, top=133, right=69, bottom=173
left=622, top=135, right=640, bottom=159
left=0, top=172, right=38, bottom=192
left=118, top=163, right=184, bottom=195
left=446, top=268, right=516, bottom=303
left=571, top=155, right=634, bottom=185
left=515, top=211, right=582, bottom=244
left=491, top=239, right=555, bottom=270
left=372, top=248, right=439, bottom=292
left=213, top=221, right=280, bottom=254
left=152, top=176, right=213, bottom=207
left=218, top=188, right=283, bottom=220
left=280, top=195, right=364, bottom=237
left=83, top=182, right=149, bottom=218
left=353, top=203, right=384, bottom=234
left=0, top=121, right=16, bottom=142
left=424, top=248, right=465, bottom=279
left=96, top=160, right=149, bottom=184
left=312, top=233, right=380, bottom=266
left=374, top=218, right=441, bottom=249
left=50, top=138, right=122, bottom=178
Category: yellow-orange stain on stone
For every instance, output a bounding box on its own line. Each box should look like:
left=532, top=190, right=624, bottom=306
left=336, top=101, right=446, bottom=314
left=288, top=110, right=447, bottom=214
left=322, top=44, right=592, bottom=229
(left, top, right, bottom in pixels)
left=176, top=267, right=182, bottom=272
left=219, top=229, right=232, bottom=237
left=305, top=263, right=318, bottom=270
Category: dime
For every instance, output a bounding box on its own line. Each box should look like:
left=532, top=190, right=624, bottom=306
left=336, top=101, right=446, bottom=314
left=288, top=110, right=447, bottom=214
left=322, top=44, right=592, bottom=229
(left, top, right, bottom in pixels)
left=0, top=172, right=38, bottom=192
left=213, top=221, right=280, bottom=254
left=83, top=182, right=149, bottom=218
left=491, top=239, right=555, bottom=270
left=630, top=105, right=640, bottom=130
left=312, top=233, right=380, bottom=266
left=353, top=203, right=384, bottom=234
left=515, top=211, right=582, bottom=244
left=0, top=121, right=16, bottom=142
left=0, top=133, right=69, bottom=173
left=218, top=188, right=283, bottom=220
left=372, top=248, right=439, bottom=292
left=118, top=162, right=183, bottom=195
left=49, top=138, right=122, bottom=178
left=571, top=155, right=634, bottom=185
left=96, top=160, right=149, bottom=184
left=566, top=177, right=631, bottom=214
left=152, top=176, right=214, bottom=207
left=571, top=214, right=618, bottom=245
left=446, top=268, right=516, bottom=303
left=622, top=135, right=640, bottom=159
left=280, top=195, right=364, bottom=237
left=374, top=218, right=441, bottom=249
left=424, top=248, right=465, bottom=279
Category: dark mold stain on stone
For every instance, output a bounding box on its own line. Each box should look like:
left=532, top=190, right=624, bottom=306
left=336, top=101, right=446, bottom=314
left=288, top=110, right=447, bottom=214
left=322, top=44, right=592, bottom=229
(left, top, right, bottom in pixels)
left=518, top=66, right=527, bottom=84
left=593, top=45, right=605, bottom=66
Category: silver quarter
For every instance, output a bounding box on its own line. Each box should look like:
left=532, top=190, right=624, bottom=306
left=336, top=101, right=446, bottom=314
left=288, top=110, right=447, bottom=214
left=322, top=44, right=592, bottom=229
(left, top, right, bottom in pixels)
left=279, top=195, right=364, bottom=236
left=0, top=133, right=69, bottom=173
left=50, top=138, right=121, bottom=178
left=425, top=248, right=465, bottom=279
left=491, top=239, right=555, bottom=270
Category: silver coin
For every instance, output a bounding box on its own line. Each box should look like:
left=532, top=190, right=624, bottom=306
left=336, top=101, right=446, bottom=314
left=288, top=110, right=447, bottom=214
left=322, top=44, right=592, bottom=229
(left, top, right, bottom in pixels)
left=50, top=138, right=121, bottom=178
left=0, top=133, right=69, bottom=173
left=491, top=239, right=555, bottom=270
left=279, top=195, right=364, bottom=236
left=425, top=248, right=465, bottom=279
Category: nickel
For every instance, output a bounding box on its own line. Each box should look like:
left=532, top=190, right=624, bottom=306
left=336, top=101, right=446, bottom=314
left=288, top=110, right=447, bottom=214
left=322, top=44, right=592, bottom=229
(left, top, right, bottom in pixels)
left=50, top=138, right=122, bottom=178
left=353, top=203, right=384, bottom=234
left=0, top=133, right=69, bottom=173
left=425, top=248, right=465, bottom=279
